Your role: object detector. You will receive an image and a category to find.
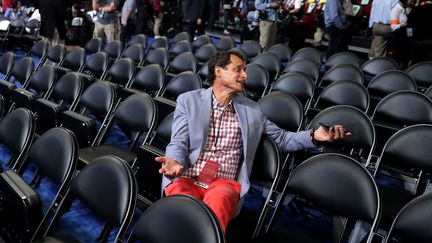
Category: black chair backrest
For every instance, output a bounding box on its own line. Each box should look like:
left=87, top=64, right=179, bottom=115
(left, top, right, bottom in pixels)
left=52, top=72, right=83, bottom=106
left=26, top=65, right=56, bottom=93
left=216, top=36, right=235, bottom=51
left=79, top=81, right=117, bottom=115
left=372, top=91, right=432, bottom=127
left=29, top=39, right=49, bottom=60
left=26, top=127, right=78, bottom=184
left=250, top=135, right=280, bottom=183
left=122, top=43, right=145, bottom=65
left=173, top=31, right=191, bottom=43
left=244, top=63, right=269, bottom=99
left=83, top=51, right=110, bottom=79
left=169, top=40, right=193, bottom=57
left=114, top=93, right=157, bottom=134
left=0, top=108, right=35, bottom=168
left=46, top=44, right=66, bottom=65
left=283, top=59, right=319, bottom=82
left=145, top=47, right=169, bottom=69
left=0, top=52, right=15, bottom=78
left=308, top=105, right=375, bottom=164
left=267, top=43, right=293, bottom=63
left=271, top=72, right=314, bottom=108
left=150, top=36, right=169, bottom=50
left=194, top=43, right=217, bottom=63
left=367, top=70, right=417, bottom=98
left=128, top=34, right=147, bottom=48
left=288, top=153, right=380, bottom=242
left=106, top=58, right=135, bottom=87
left=84, top=37, right=103, bottom=54
left=169, top=52, right=198, bottom=73
left=132, top=64, right=165, bottom=96
left=252, top=52, right=281, bottom=82
left=315, top=80, right=370, bottom=112
left=240, top=40, right=262, bottom=60
left=376, top=124, right=432, bottom=174
left=192, top=35, right=212, bottom=49
left=129, top=194, right=225, bottom=243
left=198, top=62, right=209, bottom=83
left=162, top=71, right=202, bottom=100
left=325, top=51, right=361, bottom=69
left=10, top=57, right=34, bottom=85
left=406, top=61, right=432, bottom=90
left=321, top=64, right=364, bottom=86
left=104, top=40, right=124, bottom=60
left=258, top=91, right=303, bottom=132
left=151, top=112, right=173, bottom=150
left=361, top=57, right=399, bottom=77
left=70, top=156, right=137, bottom=241
left=291, top=47, right=322, bottom=65
left=385, top=192, right=432, bottom=243
left=60, top=47, right=86, bottom=71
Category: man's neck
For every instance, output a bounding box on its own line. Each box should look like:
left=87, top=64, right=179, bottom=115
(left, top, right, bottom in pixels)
left=212, top=85, right=234, bottom=107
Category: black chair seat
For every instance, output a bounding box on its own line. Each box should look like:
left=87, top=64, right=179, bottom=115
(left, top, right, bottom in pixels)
left=79, top=144, right=136, bottom=167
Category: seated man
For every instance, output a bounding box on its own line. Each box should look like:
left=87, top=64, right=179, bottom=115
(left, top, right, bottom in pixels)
left=155, top=50, right=351, bottom=232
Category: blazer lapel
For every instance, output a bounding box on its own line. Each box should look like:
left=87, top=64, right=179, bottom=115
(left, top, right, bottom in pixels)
left=199, top=88, right=212, bottom=149
left=233, top=95, right=249, bottom=166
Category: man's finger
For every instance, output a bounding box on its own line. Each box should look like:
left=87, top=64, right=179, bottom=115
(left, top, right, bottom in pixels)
left=155, top=156, right=165, bottom=163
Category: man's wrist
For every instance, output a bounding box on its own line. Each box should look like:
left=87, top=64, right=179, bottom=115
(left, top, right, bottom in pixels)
left=310, top=128, right=324, bottom=145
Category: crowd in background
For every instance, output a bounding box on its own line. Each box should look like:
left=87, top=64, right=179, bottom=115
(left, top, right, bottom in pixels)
left=0, top=0, right=431, bottom=66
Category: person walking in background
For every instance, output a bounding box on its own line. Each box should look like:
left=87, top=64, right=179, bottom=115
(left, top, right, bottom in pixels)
left=207, top=0, right=220, bottom=31
left=407, top=0, right=432, bottom=63
left=120, top=0, right=136, bottom=44
left=368, top=0, right=398, bottom=58
left=152, top=0, right=164, bottom=37
left=389, top=0, right=414, bottom=68
left=38, top=0, right=67, bottom=47
left=223, top=0, right=232, bottom=35
left=324, top=0, right=348, bottom=59
left=92, top=0, right=119, bottom=43
left=255, top=0, right=280, bottom=51
left=186, top=0, right=207, bottom=40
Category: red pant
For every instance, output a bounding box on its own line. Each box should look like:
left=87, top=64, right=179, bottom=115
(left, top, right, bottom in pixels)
left=164, top=177, right=241, bottom=232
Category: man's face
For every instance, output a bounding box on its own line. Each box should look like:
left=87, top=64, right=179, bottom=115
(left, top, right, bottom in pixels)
left=216, top=55, right=248, bottom=93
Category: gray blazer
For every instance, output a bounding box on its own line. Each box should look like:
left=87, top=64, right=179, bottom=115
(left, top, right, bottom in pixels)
left=164, top=88, right=317, bottom=196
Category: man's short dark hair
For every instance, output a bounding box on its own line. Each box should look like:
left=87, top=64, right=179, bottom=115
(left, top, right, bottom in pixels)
left=207, top=50, right=245, bottom=85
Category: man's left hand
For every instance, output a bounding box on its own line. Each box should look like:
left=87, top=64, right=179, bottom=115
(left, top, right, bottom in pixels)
left=314, top=125, right=351, bottom=143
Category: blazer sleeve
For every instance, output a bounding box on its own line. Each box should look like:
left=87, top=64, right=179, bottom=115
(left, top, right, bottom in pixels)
left=165, top=95, right=191, bottom=167
left=262, top=114, right=320, bottom=153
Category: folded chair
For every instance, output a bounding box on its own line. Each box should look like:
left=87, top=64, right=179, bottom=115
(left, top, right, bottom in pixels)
left=265, top=153, right=381, bottom=243
left=0, top=127, right=78, bottom=243
left=31, top=155, right=137, bottom=242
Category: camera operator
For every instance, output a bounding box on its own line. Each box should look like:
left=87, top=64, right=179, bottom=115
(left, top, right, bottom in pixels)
left=255, top=0, right=280, bottom=51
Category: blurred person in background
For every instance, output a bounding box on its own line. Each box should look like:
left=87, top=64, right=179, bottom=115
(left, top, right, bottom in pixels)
left=407, top=0, right=432, bottom=63
left=38, top=0, right=67, bottom=47
left=368, top=0, right=398, bottom=58
left=324, top=0, right=348, bottom=59
left=92, top=0, right=119, bottom=42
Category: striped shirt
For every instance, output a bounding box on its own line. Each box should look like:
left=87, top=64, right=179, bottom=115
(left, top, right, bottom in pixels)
left=182, top=94, right=243, bottom=180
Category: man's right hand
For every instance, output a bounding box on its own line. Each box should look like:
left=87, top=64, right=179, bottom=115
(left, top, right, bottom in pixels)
left=155, top=156, right=184, bottom=178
